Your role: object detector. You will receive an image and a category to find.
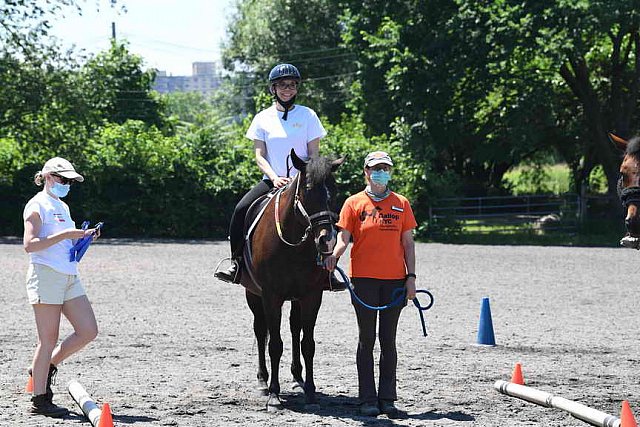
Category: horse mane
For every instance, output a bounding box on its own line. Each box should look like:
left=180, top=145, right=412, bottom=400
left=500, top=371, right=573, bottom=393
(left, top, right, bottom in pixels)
left=626, top=136, right=640, bottom=157
left=305, top=156, right=335, bottom=187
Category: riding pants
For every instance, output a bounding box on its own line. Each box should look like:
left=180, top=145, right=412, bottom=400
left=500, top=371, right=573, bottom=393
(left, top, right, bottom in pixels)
left=351, top=277, right=405, bottom=404
left=228, top=179, right=273, bottom=256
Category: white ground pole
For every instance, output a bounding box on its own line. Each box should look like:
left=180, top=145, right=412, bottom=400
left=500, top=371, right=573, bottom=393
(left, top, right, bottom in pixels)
left=68, top=380, right=102, bottom=427
left=494, top=380, right=621, bottom=427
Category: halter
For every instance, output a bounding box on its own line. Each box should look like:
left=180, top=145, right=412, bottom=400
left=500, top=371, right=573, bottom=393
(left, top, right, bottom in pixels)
left=274, top=173, right=338, bottom=252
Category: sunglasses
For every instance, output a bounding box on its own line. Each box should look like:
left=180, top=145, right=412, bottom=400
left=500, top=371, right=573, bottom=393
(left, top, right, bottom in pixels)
left=274, top=81, right=299, bottom=90
left=52, top=174, right=75, bottom=185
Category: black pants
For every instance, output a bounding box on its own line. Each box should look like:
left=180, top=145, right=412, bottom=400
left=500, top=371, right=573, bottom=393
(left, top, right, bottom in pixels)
left=228, top=179, right=273, bottom=256
left=351, top=277, right=405, bottom=404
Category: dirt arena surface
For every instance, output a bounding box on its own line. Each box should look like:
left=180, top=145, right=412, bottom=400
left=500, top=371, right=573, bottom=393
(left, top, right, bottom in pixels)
left=1, top=239, right=639, bottom=426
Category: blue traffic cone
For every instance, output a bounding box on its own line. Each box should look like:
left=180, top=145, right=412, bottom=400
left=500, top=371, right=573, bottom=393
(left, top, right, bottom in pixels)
left=477, top=297, right=496, bottom=346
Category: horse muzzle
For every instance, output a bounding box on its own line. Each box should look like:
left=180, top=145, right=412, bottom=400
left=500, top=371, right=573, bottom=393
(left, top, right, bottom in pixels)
left=314, top=227, right=337, bottom=255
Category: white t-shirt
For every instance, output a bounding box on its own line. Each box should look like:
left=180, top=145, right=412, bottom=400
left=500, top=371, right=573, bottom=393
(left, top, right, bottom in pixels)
left=245, top=104, right=327, bottom=179
left=23, top=191, right=78, bottom=275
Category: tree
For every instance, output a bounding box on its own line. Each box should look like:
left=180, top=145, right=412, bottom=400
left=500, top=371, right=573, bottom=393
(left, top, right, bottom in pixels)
left=529, top=0, right=640, bottom=197
left=340, top=0, right=562, bottom=195
left=341, top=0, right=640, bottom=200
left=0, top=0, right=80, bottom=58
left=80, top=40, right=165, bottom=129
left=222, top=0, right=354, bottom=121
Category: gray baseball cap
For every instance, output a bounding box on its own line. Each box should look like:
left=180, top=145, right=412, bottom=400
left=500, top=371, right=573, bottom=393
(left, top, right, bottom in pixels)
left=363, top=151, right=393, bottom=168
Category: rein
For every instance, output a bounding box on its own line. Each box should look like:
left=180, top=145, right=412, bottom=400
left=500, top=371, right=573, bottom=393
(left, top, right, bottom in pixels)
left=334, top=266, right=434, bottom=337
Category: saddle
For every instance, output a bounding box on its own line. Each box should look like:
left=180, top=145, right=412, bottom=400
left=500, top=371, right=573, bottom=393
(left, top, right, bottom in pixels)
left=240, top=188, right=281, bottom=296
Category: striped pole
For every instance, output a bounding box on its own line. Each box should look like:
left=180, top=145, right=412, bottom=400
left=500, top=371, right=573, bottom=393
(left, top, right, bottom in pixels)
left=494, top=380, right=620, bottom=427
left=68, top=380, right=102, bottom=427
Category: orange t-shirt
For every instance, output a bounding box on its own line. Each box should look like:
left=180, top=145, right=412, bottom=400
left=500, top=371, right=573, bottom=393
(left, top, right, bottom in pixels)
left=337, top=190, right=417, bottom=280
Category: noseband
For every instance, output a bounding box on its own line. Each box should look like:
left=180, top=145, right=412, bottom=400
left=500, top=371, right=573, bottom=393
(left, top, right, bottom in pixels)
left=274, top=174, right=337, bottom=254
left=617, top=176, right=640, bottom=209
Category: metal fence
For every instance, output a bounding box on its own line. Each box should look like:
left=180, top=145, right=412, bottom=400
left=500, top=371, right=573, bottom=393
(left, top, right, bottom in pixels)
left=427, top=194, right=582, bottom=235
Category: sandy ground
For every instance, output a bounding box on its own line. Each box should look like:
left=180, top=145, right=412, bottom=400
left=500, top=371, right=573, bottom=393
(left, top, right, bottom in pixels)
left=1, top=239, right=639, bottom=426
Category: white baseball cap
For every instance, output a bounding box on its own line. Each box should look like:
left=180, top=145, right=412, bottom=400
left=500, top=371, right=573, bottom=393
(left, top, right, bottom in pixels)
left=364, top=151, right=393, bottom=168
left=42, top=157, right=84, bottom=182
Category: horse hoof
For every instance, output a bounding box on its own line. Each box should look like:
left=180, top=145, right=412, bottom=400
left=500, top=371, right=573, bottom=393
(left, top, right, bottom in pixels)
left=266, top=394, right=283, bottom=412
left=291, top=380, right=304, bottom=391
left=258, top=380, right=269, bottom=396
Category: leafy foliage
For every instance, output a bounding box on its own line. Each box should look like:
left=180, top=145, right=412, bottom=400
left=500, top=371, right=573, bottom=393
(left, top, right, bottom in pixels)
left=222, top=0, right=354, bottom=121
left=3, top=0, right=640, bottom=240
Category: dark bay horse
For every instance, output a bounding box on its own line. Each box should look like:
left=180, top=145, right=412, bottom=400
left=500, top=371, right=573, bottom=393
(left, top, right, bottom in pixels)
left=609, top=132, right=640, bottom=247
left=240, top=149, right=343, bottom=410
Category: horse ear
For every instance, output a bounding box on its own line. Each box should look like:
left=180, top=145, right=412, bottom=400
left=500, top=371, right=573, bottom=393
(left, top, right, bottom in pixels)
left=609, top=132, right=629, bottom=151
left=290, top=149, right=307, bottom=172
left=331, top=156, right=346, bottom=172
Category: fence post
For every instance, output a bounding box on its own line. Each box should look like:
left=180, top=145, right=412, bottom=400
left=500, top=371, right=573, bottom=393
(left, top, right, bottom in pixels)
left=579, top=185, right=586, bottom=224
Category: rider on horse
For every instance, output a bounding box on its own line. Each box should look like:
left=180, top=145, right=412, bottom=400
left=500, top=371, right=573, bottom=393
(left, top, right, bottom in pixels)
left=215, top=63, right=326, bottom=283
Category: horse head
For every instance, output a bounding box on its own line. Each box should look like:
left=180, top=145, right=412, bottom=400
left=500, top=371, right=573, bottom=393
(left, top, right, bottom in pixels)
left=290, top=149, right=345, bottom=256
left=609, top=132, right=640, bottom=245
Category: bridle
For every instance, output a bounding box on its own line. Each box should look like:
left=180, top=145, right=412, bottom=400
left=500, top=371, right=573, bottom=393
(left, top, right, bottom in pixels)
left=618, top=175, right=640, bottom=210
left=273, top=173, right=337, bottom=255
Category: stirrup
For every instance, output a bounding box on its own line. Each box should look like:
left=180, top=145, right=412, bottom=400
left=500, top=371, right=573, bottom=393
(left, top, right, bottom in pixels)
left=214, top=258, right=240, bottom=283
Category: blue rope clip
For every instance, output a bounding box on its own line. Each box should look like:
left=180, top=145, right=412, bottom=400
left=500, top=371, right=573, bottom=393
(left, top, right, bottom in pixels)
left=334, top=266, right=434, bottom=337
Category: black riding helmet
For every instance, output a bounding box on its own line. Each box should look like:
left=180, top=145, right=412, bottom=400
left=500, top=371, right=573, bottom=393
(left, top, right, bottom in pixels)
left=269, top=63, right=301, bottom=121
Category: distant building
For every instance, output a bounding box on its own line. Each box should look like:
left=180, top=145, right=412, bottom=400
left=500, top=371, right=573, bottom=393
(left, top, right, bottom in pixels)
left=153, top=62, right=221, bottom=96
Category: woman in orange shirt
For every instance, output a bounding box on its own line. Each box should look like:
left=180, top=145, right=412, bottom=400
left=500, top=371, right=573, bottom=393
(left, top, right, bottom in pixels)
left=324, top=151, right=417, bottom=417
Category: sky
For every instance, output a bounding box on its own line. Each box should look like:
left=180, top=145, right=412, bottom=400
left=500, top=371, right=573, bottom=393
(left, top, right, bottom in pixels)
left=49, top=0, right=236, bottom=76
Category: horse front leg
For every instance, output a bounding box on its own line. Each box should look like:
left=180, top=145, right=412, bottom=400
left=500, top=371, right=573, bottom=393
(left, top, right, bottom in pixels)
left=246, top=291, right=268, bottom=394
left=289, top=300, right=304, bottom=388
left=263, top=292, right=285, bottom=412
left=299, top=290, right=323, bottom=408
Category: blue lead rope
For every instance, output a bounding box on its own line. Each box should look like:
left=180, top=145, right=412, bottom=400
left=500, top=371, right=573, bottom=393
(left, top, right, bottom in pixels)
left=334, top=266, right=434, bottom=337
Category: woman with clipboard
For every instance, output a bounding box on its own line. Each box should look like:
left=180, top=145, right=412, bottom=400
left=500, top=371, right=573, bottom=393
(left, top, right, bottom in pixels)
left=22, top=157, right=101, bottom=417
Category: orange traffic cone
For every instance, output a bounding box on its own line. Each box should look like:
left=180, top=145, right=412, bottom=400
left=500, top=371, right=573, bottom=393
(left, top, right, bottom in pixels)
left=621, top=400, right=638, bottom=427
left=98, top=402, right=114, bottom=427
left=511, top=363, right=524, bottom=385
left=25, top=375, right=33, bottom=393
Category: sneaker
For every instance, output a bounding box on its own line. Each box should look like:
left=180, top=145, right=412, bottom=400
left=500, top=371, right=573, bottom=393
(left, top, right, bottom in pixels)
left=359, top=402, right=380, bottom=416
left=379, top=400, right=399, bottom=417
left=31, top=394, right=68, bottom=418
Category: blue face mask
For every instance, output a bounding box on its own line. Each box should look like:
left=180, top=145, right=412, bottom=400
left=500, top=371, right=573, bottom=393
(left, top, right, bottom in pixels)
left=50, top=182, right=70, bottom=198
left=370, top=170, right=391, bottom=186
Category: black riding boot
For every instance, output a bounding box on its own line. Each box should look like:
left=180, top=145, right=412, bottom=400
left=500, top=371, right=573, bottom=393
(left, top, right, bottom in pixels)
left=46, top=364, right=58, bottom=402
left=31, top=394, right=68, bottom=417
left=215, top=257, right=242, bottom=284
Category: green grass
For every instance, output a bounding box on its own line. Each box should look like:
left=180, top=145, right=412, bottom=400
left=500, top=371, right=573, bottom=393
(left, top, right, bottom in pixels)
left=502, top=163, right=572, bottom=195
left=502, top=163, right=609, bottom=195
left=423, top=162, right=619, bottom=246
